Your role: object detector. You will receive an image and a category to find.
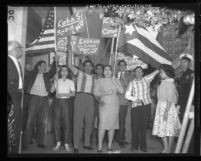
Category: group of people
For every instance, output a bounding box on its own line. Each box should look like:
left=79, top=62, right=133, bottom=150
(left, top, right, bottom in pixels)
left=8, top=40, right=194, bottom=154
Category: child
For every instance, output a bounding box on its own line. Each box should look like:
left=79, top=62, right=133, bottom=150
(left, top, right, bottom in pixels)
left=152, top=64, right=181, bottom=153
left=50, top=65, right=75, bottom=152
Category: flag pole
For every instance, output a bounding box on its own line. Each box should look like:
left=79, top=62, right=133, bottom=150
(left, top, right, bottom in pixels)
left=113, top=24, right=121, bottom=77
left=109, top=37, right=115, bottom=66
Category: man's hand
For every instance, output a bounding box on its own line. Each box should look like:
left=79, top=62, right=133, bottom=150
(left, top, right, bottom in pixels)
left=135, top=99, right=142, bottom=104
left=99, top=100, right=105, bottom=107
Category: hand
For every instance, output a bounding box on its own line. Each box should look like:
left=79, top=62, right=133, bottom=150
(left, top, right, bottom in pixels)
left=163, top=110, right=168, bottom=121
left=99, top=100, right=105, bottom=107
left=176, top=105, right=180, bottom=115
left=135, top=99, right=142, bottom=104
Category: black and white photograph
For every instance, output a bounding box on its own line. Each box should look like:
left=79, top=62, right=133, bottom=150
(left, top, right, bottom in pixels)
left=7, top=3, right=200, bottom=156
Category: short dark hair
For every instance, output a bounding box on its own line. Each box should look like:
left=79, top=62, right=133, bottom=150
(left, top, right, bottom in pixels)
left=58, top=65, right=69, bottom=79
left=159, top=64, right=175, bottom=78
left=134, top=66, right=144, bottom=73
left=95, top=64, right=104, bottom=70
left=104, top=65, right=113, bottom=71
left=83, top=60, right=94, bottom=68
left=118, top=60, right=127, bottom=66
left=34, top=60, right=46, bottom=71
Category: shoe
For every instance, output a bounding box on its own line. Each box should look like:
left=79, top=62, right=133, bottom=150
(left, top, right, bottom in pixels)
left=140, top=148, right=147, bottom=152
left=83, top=146, right=93, bottom=150
left=119, top=142, right=125, bottom=148
left=97, top=149, right=103, bottom=153
left=64, top=144, right=71, bottom=152
left=53, top=144, right=61, bottom=151
left=37, top=144, right=46, bottom=149
left=73, top=148, right=79, bottom=153
left=107, top=148, right=113, bottom=153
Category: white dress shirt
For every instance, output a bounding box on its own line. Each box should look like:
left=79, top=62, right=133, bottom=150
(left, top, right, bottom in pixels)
left=8, top=55, right=23, bottom=89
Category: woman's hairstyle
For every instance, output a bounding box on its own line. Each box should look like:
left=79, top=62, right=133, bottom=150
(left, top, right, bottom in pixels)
left=159, top=64, right=175, bottom=78
left=34, top=60, right=46, bottom=72
left=58, top=65, right=70, bottom=79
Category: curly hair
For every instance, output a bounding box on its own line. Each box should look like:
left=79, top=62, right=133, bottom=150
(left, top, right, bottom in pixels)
left=159, top=64, right=175, bottom=78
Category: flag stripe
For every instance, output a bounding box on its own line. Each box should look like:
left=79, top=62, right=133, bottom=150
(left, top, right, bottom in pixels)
left=38, top=36, right=55, bottom=42
left=127, top=39, right=172, bottom=66
left=26, top=44, right=55, bottom=51
left=34, top=40, right=55, bottom=46
left=137, top=33, right=172, bottom=61
left=43, top=29, right=55, bottom=34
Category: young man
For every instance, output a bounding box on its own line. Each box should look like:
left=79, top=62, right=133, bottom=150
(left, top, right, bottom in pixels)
left=22, top=56, right=58, bottom=150
left=68, top=51, right=96, bottom=153
left=116, top=60, right=130, bottom=148
left=8, top=41, right=24, bottom=154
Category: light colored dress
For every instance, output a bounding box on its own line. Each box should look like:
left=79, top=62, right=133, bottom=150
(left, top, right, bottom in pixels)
left=152, top=78, right=181, bottom=137
left=94, top=78, right=120, bottom=130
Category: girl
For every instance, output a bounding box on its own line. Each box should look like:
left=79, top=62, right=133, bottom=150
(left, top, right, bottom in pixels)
left=152, top=64, right=181, bottom=153
left=50, top=65, right=75, bottom=152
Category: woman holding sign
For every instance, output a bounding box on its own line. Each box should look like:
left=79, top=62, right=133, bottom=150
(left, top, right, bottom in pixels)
left=94, top=65, right=124, bottom=153
left=50, top=65, right=75, bottom=152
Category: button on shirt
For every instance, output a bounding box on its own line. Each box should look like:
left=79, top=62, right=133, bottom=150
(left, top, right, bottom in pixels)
left=30, top=73, right=48, bottom=96
left=125, top=71, right=157, bottom=108
left=55, top=79, right=75, bottom=99
left=8, top=55, right=23, bottom=89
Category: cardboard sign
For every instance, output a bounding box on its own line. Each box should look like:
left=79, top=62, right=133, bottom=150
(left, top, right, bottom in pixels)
left=71, top=36, right=100, bottom=55
left=56, top=9, right=85, bottom=52
left=101, top=17, right=118, bottom=38
left=117, top=52, right=147, bottom=70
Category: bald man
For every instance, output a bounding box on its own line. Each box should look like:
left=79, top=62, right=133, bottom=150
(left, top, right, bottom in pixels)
left=8, top=41, right=24, bottom=154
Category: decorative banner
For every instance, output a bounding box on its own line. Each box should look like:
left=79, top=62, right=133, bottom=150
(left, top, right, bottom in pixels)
left=56, top=8, right=85, bottom=52
left=117, top=52, right=148, bottom=70
left=101, top=17, right=118, bottom=38
left=71, top=36, right=100, bottom=55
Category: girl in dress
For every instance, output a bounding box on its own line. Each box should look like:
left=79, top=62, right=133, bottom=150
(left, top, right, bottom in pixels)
left=152, top=64, right=181, bottom=153
left=94, top=65, right=124, bottom=153
left=50, top=65, right=75, bottom=152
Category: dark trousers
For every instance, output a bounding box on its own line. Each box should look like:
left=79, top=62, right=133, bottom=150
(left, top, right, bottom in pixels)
left=117, top=105, right=128, bottom=143
left=54, top=98, right=71, bottom=144
left=8, top=92, right=22, bottom=154
left=73, top=93, right=94, bottom=149
left=68, top=97, right=74, bottom=145
left=131, top=104, right=150, bottom=149
left=22, top=95, right=48, bottom=147
left=22, top=93, right=30, bottom=131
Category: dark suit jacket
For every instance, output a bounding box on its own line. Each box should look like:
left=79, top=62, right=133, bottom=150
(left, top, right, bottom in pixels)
left=26, top=60, right=56, bottom=94
left=8, top=56, right=21, bottom=95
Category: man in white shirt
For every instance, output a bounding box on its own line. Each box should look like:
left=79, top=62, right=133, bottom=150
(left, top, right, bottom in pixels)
left=8, top=41, right=24, bottom=154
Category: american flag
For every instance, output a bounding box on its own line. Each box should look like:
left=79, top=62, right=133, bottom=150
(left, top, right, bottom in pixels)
left=26, top=7, right=55, bottom=53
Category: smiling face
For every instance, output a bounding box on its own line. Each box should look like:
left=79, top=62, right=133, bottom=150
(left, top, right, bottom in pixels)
left=38, top=62, right=47, bottom=73
left=135, top=67, right=143, bottom=79
left=181, top=59, right=190, bottom=72
left=104, top=66, right=112, bottom=78
left=96, top=66, right=103, bottom=76
left=119, top=61, right=127, bottom=72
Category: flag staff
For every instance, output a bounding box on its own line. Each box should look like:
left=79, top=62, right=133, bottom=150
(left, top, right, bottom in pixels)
left=109, top=37, right=115, bottom=66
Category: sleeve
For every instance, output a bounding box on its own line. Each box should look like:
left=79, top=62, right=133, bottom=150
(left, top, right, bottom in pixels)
left=94, top=79, right=102, bottom=97
left=125, top=81, right=137, bottom=102
left=144, top=70, right=158, bottom=83
left=70, top=80, right=76, bottom=92
left=46, top=60, right=56, bottom=78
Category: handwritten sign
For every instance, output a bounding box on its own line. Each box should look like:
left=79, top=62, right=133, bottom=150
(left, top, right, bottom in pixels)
left=71, top=36, right=100, bottom=55
left=56, top=9, right=85, bottom=52
left=101, top=17, right=118, bottom=38
left=117, top=52, right=147, bottom=70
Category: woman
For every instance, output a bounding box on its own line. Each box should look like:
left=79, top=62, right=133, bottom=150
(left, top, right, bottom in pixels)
left=152, top=64, right=181, bottom=153
left=50, top=65, right=75, bottom=152
left=125, top=66, right=159, bottom=152
left=94, top=65, right=124, bottom=153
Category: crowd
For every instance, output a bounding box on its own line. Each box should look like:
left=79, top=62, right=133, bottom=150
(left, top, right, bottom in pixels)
left=7, top=40, right=194, bottom=154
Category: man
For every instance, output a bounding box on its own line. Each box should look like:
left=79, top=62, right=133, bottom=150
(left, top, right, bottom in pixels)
left=8, top=41, right=24, bottom=154
left=116, top=60, right=130, bottom=148
left=92, top=64, right=104, bottom=146
left=22, top=56, right=57, bottom=150
left=68, top=51, right=96, bottom=153
left=176, top=54, right=194, bottom=122
left=175, top=54, right=194, bottom=153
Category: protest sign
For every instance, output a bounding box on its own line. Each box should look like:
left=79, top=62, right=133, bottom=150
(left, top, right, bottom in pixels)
left=101, top=17, right=118, bottom=38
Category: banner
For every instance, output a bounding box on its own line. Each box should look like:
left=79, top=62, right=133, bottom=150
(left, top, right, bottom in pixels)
left=71, top=36, right=100, bottom=55
left=101, top=17, right=118, bottom=38
left=72, top=7, right=88, bottom=14
left=117, top=52, right=147, bottom=70
left=56, top=7, right=85, bottom=52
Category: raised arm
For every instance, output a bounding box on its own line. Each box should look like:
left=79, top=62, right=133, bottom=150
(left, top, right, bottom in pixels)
left=145, top=69, right=159, bottom=83
left=68, top=51, right=79, bottom=76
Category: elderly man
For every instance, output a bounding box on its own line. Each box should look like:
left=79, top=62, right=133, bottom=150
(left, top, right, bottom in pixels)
left=8, top=41, right=24, bottom=154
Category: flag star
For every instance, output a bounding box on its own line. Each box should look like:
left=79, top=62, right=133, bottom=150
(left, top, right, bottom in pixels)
left=125, top=24, right=135, bottom=36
